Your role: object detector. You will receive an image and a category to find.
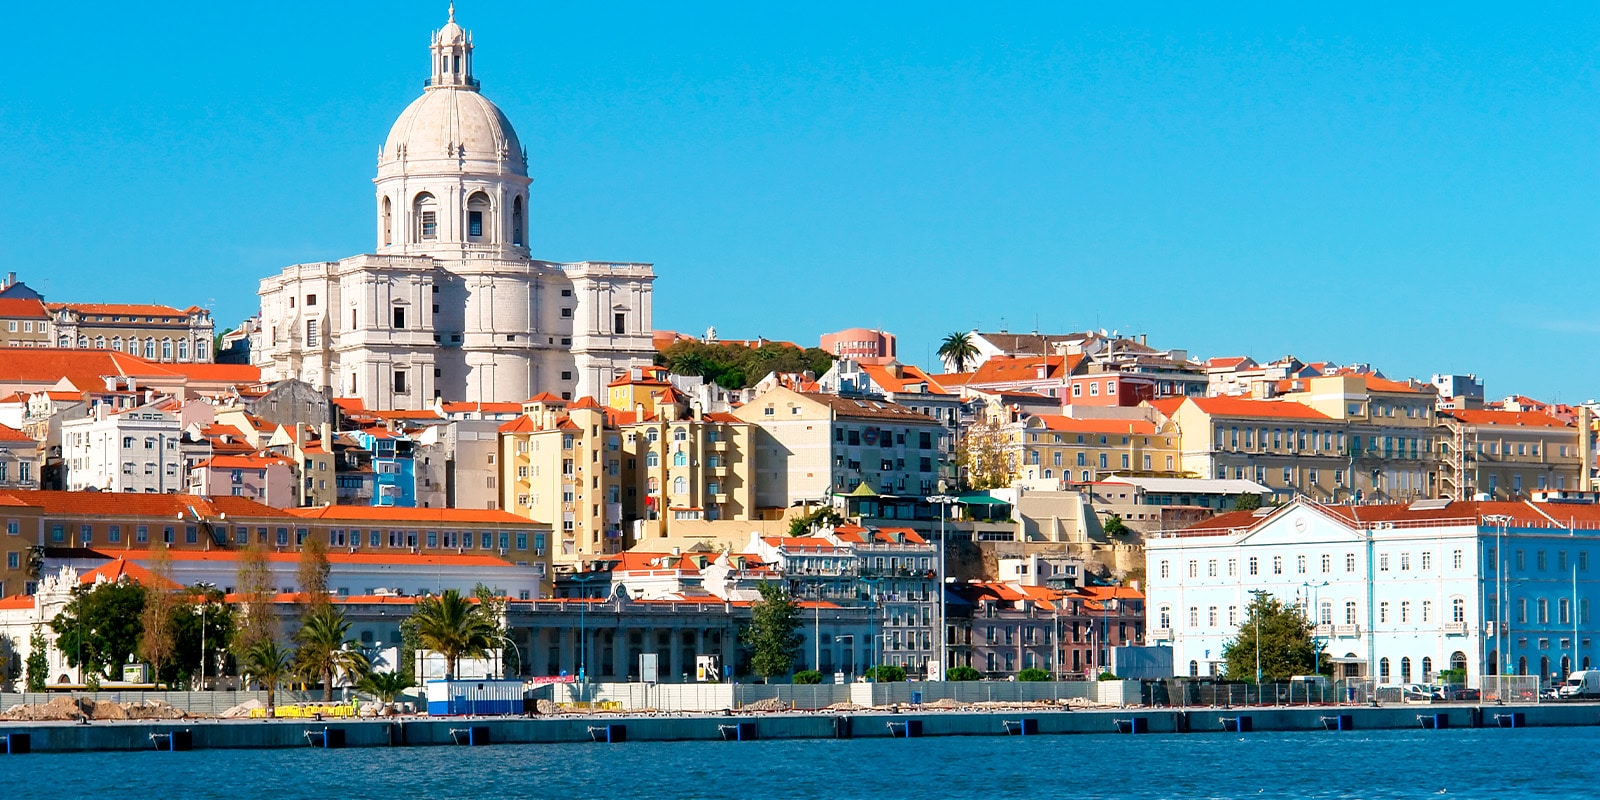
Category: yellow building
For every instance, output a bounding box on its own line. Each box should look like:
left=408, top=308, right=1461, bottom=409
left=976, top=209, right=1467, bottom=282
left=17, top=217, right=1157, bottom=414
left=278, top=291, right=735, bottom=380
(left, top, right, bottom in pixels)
left=1440, top=409, right=1585, bottom=499
left=1011, top=414, right=1185, bottom=485
left=499, top=391, right=755, bottom=571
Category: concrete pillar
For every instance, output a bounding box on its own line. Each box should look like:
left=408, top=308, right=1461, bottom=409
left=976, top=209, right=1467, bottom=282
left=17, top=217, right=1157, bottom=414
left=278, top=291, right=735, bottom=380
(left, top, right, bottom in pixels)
left=665, top=626, right=680, bottom=683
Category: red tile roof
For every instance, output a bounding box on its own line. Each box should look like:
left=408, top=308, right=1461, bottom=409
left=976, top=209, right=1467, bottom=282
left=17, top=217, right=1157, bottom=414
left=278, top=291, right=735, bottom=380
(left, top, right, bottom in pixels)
left=0, top=594, right=34, bottom=610
left=859, top=363, right=952, bottom=395
left=1031, top=415, right=1157, bottom=435
left=49, top=303, right=188, bottom=317
left=0, top=422, right=33, bottom=442
left=1445, top=409, right=1571, bottom=429
left=0, top=490, right=288, bottom=519
left=1182, top=396, right=1333, bottom=421
left=194, top=454, right=293, bottom=470
left=0, top=298, right=48, bottom=318
left=79, top=557, right=181, bottom=590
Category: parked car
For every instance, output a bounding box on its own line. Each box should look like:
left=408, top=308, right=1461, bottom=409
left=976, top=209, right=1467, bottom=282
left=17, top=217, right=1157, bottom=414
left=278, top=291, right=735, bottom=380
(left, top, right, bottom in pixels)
left=1442, top=686, right=1480, bottom=702
left=1400, top=683, right=1443, bottom=703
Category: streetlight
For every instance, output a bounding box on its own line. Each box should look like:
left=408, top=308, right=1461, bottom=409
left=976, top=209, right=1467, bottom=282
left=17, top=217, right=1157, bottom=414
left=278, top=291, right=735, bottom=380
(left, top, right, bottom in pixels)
left=195, top=581, right=216, bottom=691
left=926, top=492, right=958, bottom=680
left=1484, top=514, right=1513, bottom=704
left=497, top=633, right=524, bottom=680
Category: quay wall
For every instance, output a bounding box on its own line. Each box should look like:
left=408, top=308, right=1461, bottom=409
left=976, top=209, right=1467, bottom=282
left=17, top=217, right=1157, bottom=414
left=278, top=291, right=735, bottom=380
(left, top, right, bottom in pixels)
left=3, top=704, right=1599, bottom=753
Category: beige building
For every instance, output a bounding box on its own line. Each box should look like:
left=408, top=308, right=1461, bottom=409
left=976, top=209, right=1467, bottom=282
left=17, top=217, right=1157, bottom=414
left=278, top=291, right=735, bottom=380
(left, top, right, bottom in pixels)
left=0, top=298, right=49, bottom=349
left=1440, top=408, right=1586, bottom=499
left=732, top=386, right=950, bottom=511
left=1006, top=413, right=1184, bottom=487
left=498, top=388, right=756, bottom=570
left=46, top=303, right=215, bottom=363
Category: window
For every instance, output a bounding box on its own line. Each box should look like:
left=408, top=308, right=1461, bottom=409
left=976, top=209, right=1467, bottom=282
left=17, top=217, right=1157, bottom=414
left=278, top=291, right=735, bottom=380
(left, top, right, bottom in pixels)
left=393, top=370, right=408, bottom=394
left=1159, top=561, right=1169, bottom=579
left=1272, top=556, right=1283, bottom=575
left=1400, top=601, right=1410, bottom=623
left=1188, top=607, right=1199, bottom=627
left=1345, top=601, right=1357, bottom=624
left=415, top=193, right=438, bottom=240
left=1297, top=555, right=1306, bottom=574
left=392, top=306, right=406, bottom=329
left=1452, top=550, right=1463, bottom=570
left=1248, top=557, right=1258, bottom=576
left=1379, top=553, right=1389, bottom=571
left=1379, top=602, right=1389, bottom=623
left=1421, top=552, right=1432, bottom=570
left=1452, top=597, right=1465, bottom=623
left=1207, top=559, right=1217, bottom=577
left=614, top=313, right=626, bottom=335
left=1320, top=554, right=1331, bottom=573
left=1346, top=553, right=1356, bottom=572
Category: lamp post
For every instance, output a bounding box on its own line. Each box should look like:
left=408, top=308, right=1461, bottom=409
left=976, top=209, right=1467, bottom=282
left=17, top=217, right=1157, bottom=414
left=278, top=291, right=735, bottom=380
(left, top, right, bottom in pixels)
left=497, top=633, right=524, bottom=680
left=926, top=492, right=958, bottom=680
left=195, top=581, right=216, bottom=691
left=1484, top=514, right=1512, bottom=703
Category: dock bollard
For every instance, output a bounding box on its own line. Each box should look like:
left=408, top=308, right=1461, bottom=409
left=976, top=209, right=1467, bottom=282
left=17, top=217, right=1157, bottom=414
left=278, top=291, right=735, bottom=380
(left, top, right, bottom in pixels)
left=1002, top=719, right=1038, bottom=736
left=718, top=722, right=757, bottom=741
left=1221, top=715, right=1253, bottom=733
left=2, top=733, right=29, bottom=754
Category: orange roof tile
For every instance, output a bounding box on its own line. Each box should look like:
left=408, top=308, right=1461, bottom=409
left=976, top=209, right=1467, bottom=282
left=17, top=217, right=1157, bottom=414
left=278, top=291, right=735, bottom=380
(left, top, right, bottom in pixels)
left=1445, top=409, right=1571, bottom=429
left=1031, top=415, right=1157, bottom=435
left=79, top=558, right=181, bottom=590
left=1183, top=396, right=1333, bottom=421
left=49, top=302, right=188, bottom=317
left=0, top=490, right=288, bottom=519
left=0, top=422, right=33, bottom=443
left=0, top=298, right=48, bottom=318
left=0, top=594, right=36, bottom=610
left=859, top=363, right=952, bottom=395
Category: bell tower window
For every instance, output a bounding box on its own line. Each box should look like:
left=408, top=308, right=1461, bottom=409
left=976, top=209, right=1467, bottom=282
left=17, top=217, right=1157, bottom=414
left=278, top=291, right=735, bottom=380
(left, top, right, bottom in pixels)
left=467, top=192, right=490, bottom=241
left=512, top=196, right=525, bottom=247
left=381, top=196, right=393, bottom=246
left=414, top=192, right=437, bottom=241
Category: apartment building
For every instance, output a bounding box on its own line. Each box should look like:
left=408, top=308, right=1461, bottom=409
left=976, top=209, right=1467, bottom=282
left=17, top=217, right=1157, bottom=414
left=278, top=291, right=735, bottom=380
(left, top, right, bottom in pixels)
left=60, top=404, right=187, bottom=493
left=46, top=303, right=215, bottom=363
left=733, top=386, right=951, bottom=511
left=0, top=298, right=49, bottom=349
left=1440, top=409, right=1588, bottom=500
left=1008, top=414, right=1184, bottom=486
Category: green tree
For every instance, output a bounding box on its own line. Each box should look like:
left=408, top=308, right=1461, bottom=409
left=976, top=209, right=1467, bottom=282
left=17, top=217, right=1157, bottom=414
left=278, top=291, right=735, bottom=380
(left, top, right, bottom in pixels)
left=946, top=665, right=982, bottom=681
left=164, top=587, right=236, bottom=687
left=1232, top=493, right=1263, bottom=511
left=787, top=506, right=843, bottom=537
left=409, top=589, right=497, bottom=679
left=50, top=578, right=147, bottom=681
left=1017, top=667, right=1051, bottom=682
left=25, top=626, right=49, bottom=691
left=865, top=664, right=907, bottom=682
left=957, top=419, right=1015, bottom=490
left=657, top=339, right=835, bottom=390
left=937, top=332, right=980, bottom=373
left=1101, top=515, right=1130, bottom=539
left=239, top=638, right=294, bottom=714
left=742, top=582, right=802, bottom=681
left=295, top=605, right=370, bottom=701
left=792, top=669, right=823, bottom=685
left=1096, top=671, right=1119, bottom=681
left=357, top=670, right=414, bottom=703
left=1222, top=591, right=1325, bottom=682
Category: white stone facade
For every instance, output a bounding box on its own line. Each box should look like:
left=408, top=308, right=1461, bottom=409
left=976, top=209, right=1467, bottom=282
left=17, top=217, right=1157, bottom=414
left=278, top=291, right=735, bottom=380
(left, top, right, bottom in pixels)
left=255, top=10, right=653, bottom=409
left=61, top=405, right=185, bottom=493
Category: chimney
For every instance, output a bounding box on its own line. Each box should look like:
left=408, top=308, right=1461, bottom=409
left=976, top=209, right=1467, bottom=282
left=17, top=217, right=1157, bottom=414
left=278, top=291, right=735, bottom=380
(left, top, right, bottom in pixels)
left=321, top=421, right=332, bottom=452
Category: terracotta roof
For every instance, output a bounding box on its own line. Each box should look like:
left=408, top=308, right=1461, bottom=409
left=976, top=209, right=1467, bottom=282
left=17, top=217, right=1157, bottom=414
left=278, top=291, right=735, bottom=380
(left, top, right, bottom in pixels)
left=287, top=506, right=544, bottom=525
left=0, top=298, right=48, bottom=318
left=79, top=557, right=181, bottom=590
left=498, top=416, right=537, bottom=434
left=0, top=490, right=288, bottom=519
left=439, top=401, right=523, bottom=415
left=0, top=594, right=34, bottom=610
left=1445, top=409, right=1572, bottom=429
left=524, top=392, right=566, bottom=404
left=799, top=393, right=940, bottom=423
left=1181, top=396, right=1333, bottom=421
left=103, top=548, right=522, bottom=569
left=0, top=422, right=33, bottom=443
left=601, top=552, right=699, bottom=572
left=568, top=397, right=603, bottom=411
left=928, top=372, right=977, bottom=390
left=195, top=454, right=293, bottom=470
left=0, top=349, right=173, bottom=391
left=154, top=363, right=261, bottom=384
left=1180, top=499, right=1600, bottom=537
left=858, top=363, right=952, bottom=395
left=969, top=355, right=1076, bottom=386
left=49, top=303, right=188, bottom=317
left=1030, top=415, right=1156, bottom=435
left=1205, top=356, right=1252, bottom=369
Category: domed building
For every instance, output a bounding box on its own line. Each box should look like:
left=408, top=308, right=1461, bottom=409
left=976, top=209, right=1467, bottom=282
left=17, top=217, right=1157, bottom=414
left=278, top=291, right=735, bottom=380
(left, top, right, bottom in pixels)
left=255, top=9, right=655, bottom=409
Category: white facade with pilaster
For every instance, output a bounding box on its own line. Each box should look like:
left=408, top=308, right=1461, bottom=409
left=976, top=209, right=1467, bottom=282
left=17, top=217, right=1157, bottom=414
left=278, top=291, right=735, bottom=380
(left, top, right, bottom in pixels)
left=255, top=10, right=654, bottom=409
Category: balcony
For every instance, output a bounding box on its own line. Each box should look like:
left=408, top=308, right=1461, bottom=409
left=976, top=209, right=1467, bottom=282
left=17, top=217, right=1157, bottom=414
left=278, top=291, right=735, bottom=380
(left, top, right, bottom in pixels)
left=1149, top=628, right=1173, bottom=642
left=1334, top=624, right=1360, bottom=638
left=1443, top=621, right=1468, bottom=636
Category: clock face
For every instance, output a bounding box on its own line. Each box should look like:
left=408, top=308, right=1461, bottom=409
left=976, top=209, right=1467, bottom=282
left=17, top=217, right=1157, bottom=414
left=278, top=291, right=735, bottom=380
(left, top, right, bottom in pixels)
left=1293, top=516, right=1308, bottom=533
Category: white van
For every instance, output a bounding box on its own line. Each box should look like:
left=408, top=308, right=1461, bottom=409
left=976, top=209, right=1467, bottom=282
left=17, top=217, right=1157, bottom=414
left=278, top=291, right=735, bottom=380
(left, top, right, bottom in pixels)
left=1558, top=670, right=1600, bottom=699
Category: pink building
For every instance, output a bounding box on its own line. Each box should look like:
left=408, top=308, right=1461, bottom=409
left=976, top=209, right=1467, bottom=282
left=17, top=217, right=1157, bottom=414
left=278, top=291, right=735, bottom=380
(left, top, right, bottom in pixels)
left=820, top=328, right=896, bottom=364
left=187, top=454, right=296, bottom=508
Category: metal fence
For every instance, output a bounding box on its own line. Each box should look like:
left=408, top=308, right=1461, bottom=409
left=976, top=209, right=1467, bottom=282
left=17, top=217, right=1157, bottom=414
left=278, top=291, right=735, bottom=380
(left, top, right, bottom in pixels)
left=0, top=689, right=320, bottom=716
left=550, top=680, right=1136, bottom=712
left=1479, top=675, right=1541, bottom=704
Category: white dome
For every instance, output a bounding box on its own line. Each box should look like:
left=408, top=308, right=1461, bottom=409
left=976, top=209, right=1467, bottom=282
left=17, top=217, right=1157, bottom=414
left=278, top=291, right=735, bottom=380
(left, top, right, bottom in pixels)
left=380, top=87, right=525, bottom=175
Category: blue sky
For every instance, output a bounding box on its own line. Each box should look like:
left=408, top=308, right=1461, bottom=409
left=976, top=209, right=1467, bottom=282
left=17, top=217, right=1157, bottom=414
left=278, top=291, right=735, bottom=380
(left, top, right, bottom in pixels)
left=3, top=2, right=1596, bottom=400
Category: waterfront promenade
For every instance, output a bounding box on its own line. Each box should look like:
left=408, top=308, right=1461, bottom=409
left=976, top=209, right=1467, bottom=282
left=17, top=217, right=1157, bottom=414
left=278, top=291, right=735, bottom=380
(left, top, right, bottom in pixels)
left=3, top=702, right=1598, bottom=753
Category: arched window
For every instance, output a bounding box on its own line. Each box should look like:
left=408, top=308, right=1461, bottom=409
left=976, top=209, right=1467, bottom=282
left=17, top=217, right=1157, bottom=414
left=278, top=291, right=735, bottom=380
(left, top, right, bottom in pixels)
left=144, top=338, right=156, bottom=359
left=414, top=192, right=438, bottom=241
left=511, top=196, right=525, bottom=246
left=177, top=339, right=188, bottom=361
left=1345, top=601, right=1357, bottom=624
left=672, top=451, right=687, bottom=467
left=1488, top=649, right=1498, bottom=676
left=1188, top=660, right=1199, bottom=678
left=466, top=192, right=491, bottom=241
left=1379, top=657, right=1390, bottom=681
left=1450, top=651, right=1467, bottom=674
left=1517, top=656, right=1527, bottom=676
left=1158, top=606, right=1171, bottom=628
left=161, top=339, right=173, bottom=360
left=110, top=337, right=121, bottom=352
left=644, top=452, right=659, bottom=467
left=1421, top=657, right=1432, bottom=682
left=76, top=336, right=88, bottom=349
left=381, top=196, right=393, bottom=246
left=672, top=476, right=686, bottom=495
left=1562, top=656, right=1571, bottom=677
left=1540, top=656, right=1550, bottom=680
left=1400, top=657, right=1412, bottom=683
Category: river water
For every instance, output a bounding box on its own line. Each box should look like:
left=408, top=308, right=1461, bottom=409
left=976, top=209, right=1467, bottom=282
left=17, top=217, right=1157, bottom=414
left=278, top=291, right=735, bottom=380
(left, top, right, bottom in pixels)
left=15, top=727, right=1596, bottom=799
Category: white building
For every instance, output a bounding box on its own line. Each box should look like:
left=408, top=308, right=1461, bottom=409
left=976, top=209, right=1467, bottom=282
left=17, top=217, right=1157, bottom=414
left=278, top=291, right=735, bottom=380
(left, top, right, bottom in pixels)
left=61, top=404, right=185, bottom=493
left=255, top=9, right=654, bottom=410
left=1146, top=497, right=1600, bottom=688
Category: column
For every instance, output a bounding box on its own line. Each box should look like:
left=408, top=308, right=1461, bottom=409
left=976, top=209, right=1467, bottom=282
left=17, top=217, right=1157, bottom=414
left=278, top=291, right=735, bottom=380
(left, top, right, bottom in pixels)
left=694, top=628, right=707, bottom=679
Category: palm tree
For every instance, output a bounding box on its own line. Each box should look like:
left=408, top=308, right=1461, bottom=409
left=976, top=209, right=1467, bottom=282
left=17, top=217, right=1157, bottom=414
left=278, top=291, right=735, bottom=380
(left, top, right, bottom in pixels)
left=294, top=605, right=370, bottom=701
left=239, top=638, right=294, bottom=714
left=357, top=670, right=414, bottom=704
left=409, top=589, right=497, bottom=679
left=937, top=331, right=980, bottom=373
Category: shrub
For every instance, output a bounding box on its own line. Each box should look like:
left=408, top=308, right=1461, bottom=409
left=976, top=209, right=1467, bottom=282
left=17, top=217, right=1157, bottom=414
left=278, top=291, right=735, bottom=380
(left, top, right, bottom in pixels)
left=865, top=665, right=907, bottom=682
left=1096, top=671, right=1119, bottom=681
left=946, top=666, right=982, bottom=681
left=792, top=669, right=823, bottom=685
left=1016, top=668, right=1051, bottom=682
